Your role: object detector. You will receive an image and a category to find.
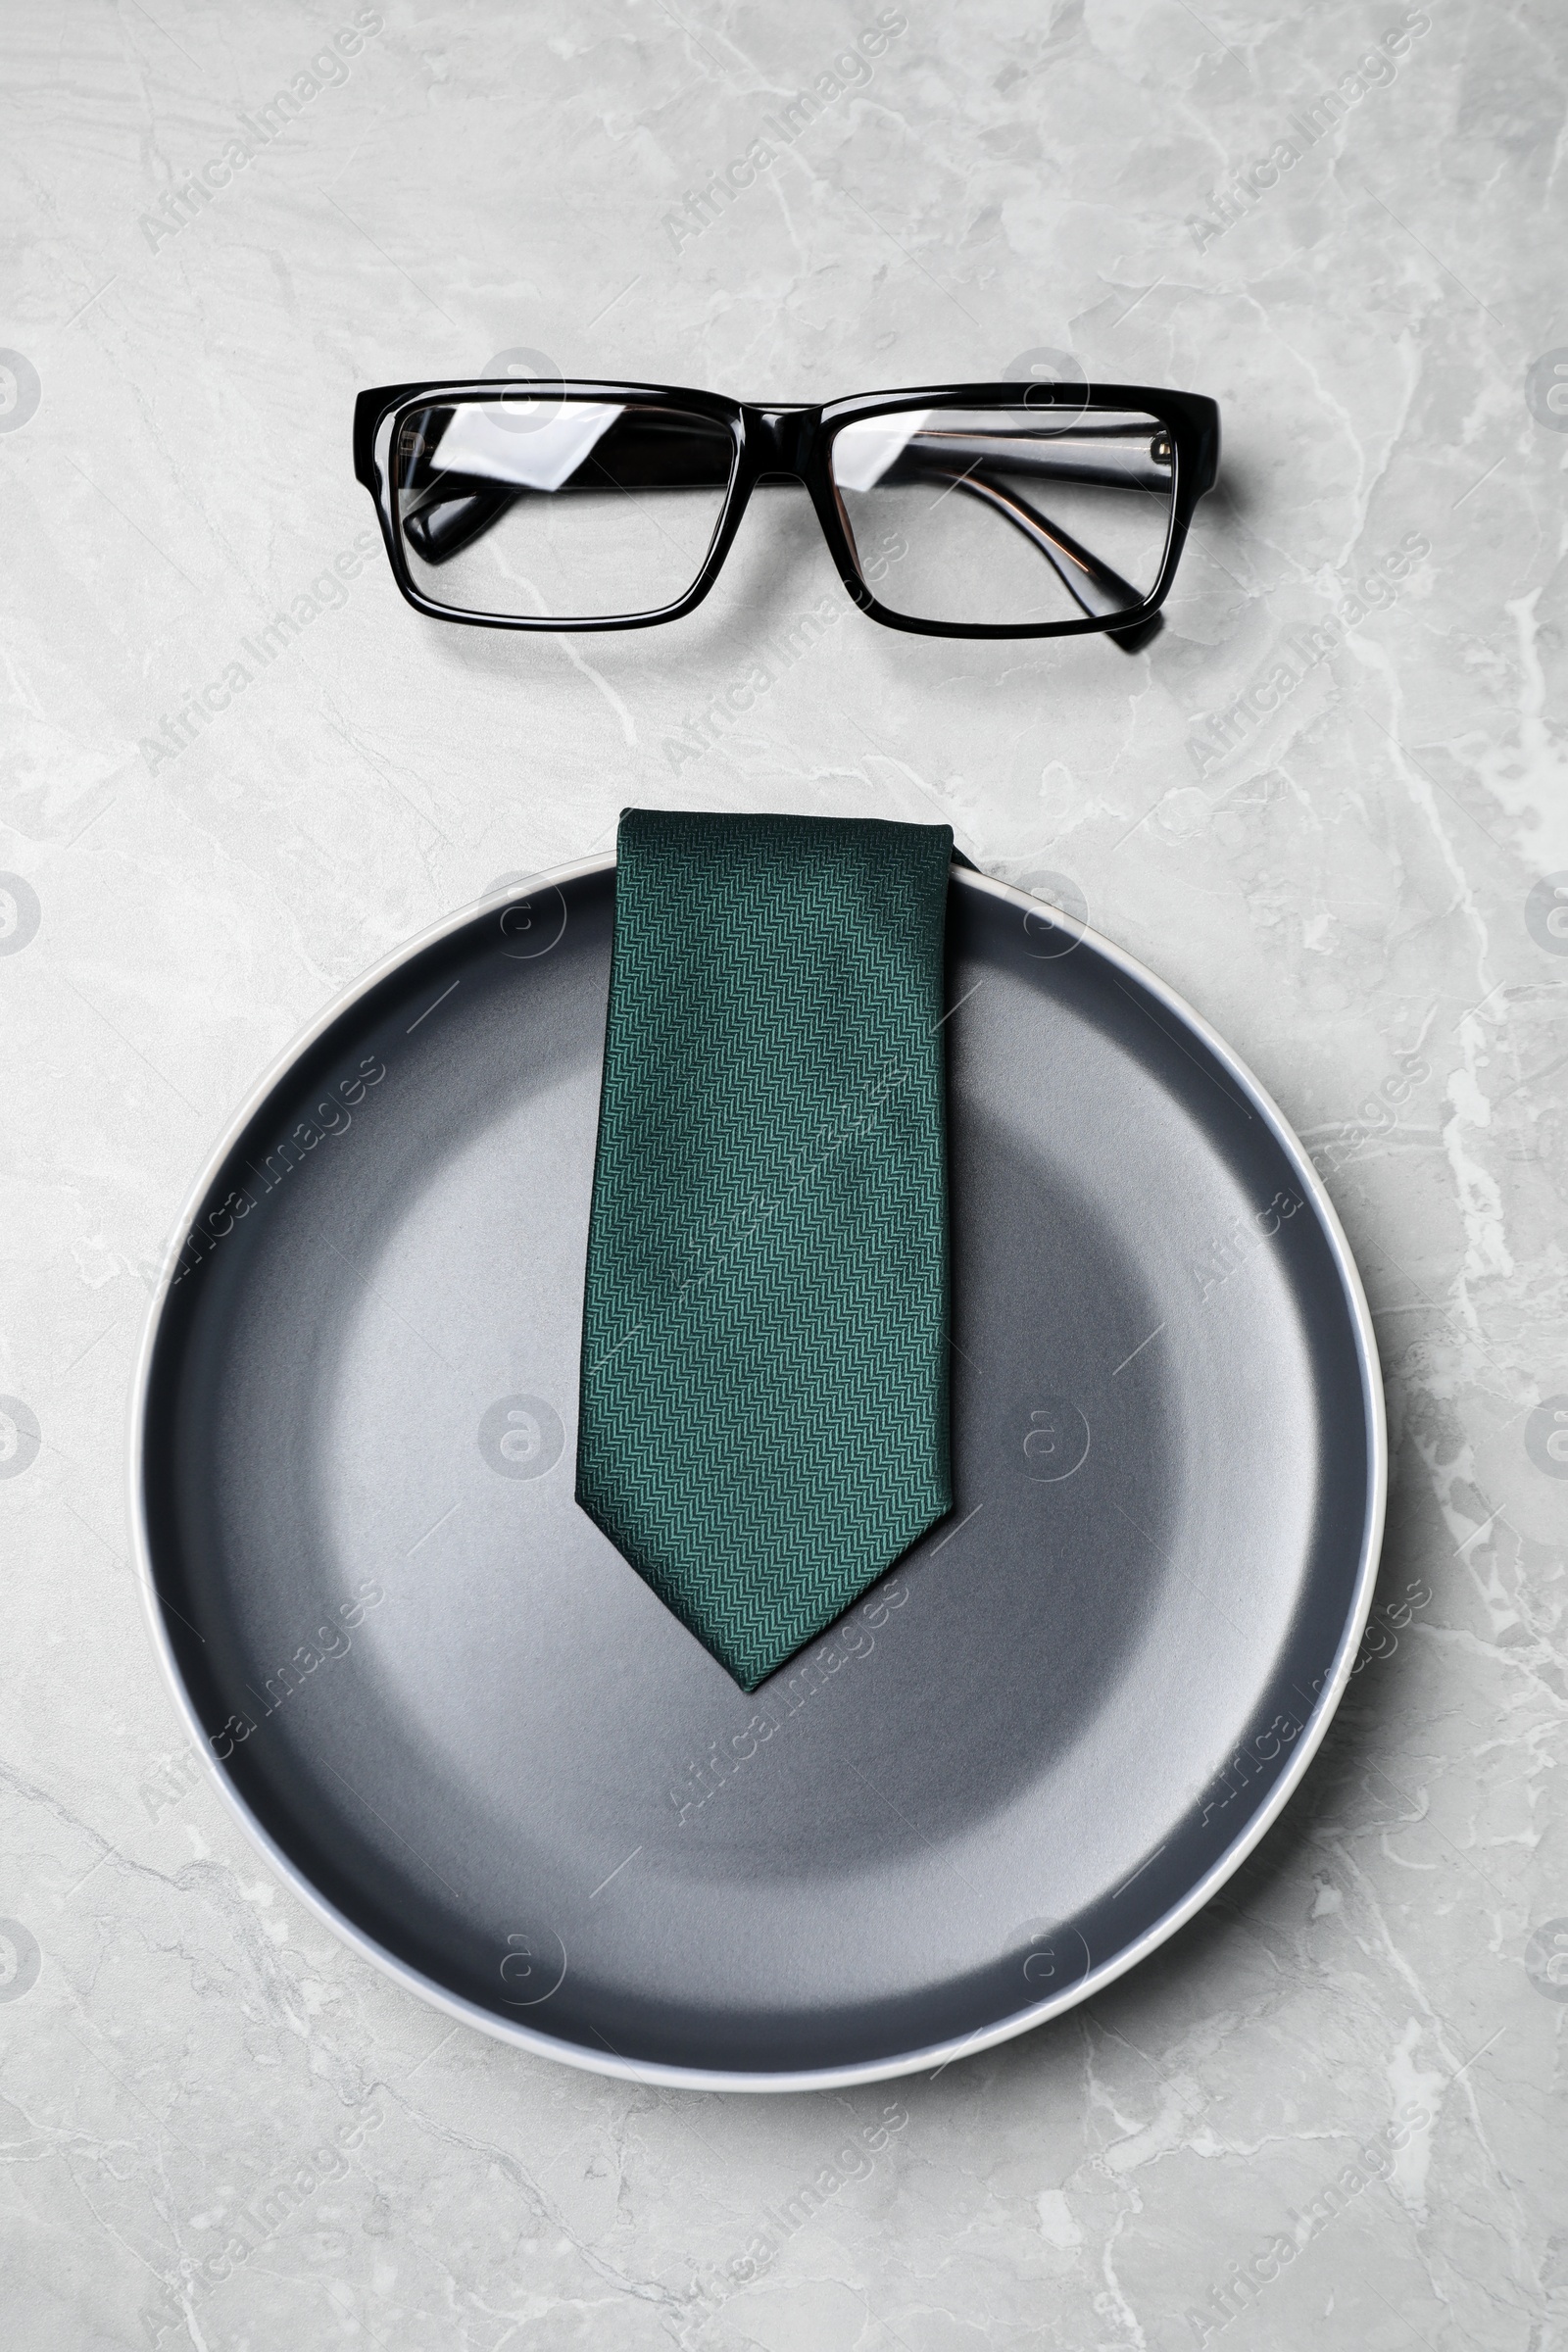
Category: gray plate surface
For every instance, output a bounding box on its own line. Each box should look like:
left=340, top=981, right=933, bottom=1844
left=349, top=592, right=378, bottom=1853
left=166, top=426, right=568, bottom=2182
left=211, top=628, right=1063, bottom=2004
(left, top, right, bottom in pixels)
left=133, top=859, right=1384, bottom=2089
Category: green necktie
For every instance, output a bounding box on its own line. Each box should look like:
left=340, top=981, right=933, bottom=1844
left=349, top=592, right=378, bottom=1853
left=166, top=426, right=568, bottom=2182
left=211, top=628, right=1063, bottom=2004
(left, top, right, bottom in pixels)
left=576, top=808, right=954, bottom=1690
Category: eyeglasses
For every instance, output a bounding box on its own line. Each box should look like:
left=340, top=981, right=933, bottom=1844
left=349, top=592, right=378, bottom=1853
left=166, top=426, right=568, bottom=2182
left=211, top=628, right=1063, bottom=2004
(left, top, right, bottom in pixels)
left=353, top=378, right=1220, bottom=643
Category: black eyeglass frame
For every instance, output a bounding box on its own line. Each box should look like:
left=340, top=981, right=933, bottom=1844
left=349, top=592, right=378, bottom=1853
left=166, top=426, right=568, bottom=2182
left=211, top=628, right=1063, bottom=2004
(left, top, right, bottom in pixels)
left=352, top=378, right=1221, bottom=642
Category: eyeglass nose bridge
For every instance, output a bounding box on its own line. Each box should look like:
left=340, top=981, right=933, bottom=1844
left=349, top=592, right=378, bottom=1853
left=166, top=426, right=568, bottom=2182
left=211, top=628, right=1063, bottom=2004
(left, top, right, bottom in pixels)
left=741, top=404, right=821, bottom=478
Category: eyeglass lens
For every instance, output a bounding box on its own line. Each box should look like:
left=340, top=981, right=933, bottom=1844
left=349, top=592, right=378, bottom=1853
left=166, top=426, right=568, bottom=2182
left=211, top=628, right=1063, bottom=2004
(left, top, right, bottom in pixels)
left=829, top=404, right=1174, bottom=628
left=394, top=395, right=735, bottom=621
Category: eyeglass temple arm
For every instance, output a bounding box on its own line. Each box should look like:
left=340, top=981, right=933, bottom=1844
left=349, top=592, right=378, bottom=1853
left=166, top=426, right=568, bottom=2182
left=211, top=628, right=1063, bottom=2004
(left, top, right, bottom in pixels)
left=937, top=469, right=1152, bottom=630
left=907, top=427, right=1173, bottom=495
left=400, top=415, right=739, bottom=565
left=403, top=478, right=518, bottom=564
left=401, top=470, right=821, bottom=570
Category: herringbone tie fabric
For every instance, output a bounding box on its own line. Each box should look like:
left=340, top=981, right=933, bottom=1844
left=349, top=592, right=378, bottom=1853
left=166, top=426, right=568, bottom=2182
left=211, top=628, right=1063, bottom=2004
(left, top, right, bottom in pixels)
left=576, top=808, right=954, bottom=1690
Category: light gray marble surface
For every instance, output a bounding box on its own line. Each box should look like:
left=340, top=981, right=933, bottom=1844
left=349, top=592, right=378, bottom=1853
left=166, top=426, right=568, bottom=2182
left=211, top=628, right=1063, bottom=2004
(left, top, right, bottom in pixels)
left=2, top=0, right=1566, bottom=2345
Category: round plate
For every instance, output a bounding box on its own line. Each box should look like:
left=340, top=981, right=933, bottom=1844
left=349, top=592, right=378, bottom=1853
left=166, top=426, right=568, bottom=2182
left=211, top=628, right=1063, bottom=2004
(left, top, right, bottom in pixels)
left=132, top=858, right=1384, bottom=2089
